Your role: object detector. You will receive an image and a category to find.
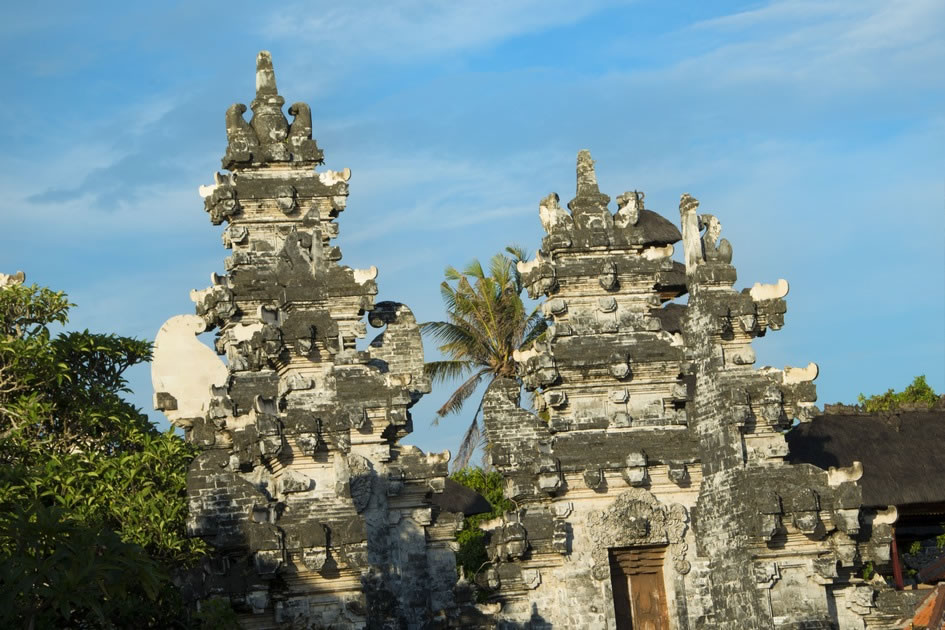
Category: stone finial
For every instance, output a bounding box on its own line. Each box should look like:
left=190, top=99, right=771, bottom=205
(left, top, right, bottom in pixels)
left=568, top=149, right=611, bottom=217
left=250, top=51, right=289, bottom=161
left=576, top=149, right=600, bottom=196
left=615, top=190, right=643, bottom=228
left=222, top=52, right=324, bottom=167
left=538, top=192, right=570, bottom=234
left=699, top=214, right=733, bottom=264
left=255, top=51, right=279, bottom=97
left=679, top=193, right=703, bottom=274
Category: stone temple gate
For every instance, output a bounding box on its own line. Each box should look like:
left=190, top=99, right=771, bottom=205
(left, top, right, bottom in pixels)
left=152, top=52, right=934, bottom=629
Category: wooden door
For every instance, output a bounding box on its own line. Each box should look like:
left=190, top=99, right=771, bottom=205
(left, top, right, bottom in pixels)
left=609, top=546, right=671, bottom=630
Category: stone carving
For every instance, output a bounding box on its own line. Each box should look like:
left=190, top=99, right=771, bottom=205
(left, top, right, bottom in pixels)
left=488, top=518, right=529, bottom=562
left=668, top=462, right=689, bottom=486
left=615, top=190, right=643, bottom=228
left=622, top=451, right=649, bottom=487
left=749, top=278, right=789, bottom=301
left=202, top=172, right=241, bottom=225
left=224, top=103, right=259, bottom=167
left=599, top=259, right=618, bottom=290
left=274, top=184, right=297, bottom=214
left=586, top=488, right=690, bottom=580
left=151, top=314, right=228, bottom=428
left=538, top=192, right=571, bottom=233
left=514, top=341, right=559, bottom=390
left=287, top=102, right=324, bottom=162
left=699, top=214, right=732, bottom=264
left=679, top=193, right=703, bottom=272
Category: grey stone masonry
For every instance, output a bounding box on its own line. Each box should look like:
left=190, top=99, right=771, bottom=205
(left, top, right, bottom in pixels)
left=153, top=52, right=474, bottom=629
left=481, top=152, right=914, bottom=629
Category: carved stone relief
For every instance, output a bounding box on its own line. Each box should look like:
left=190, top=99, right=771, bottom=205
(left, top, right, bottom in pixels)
left=586, top=488, right=690, bottom=580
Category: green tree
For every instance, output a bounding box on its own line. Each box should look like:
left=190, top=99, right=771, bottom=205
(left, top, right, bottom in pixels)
left=857, top=375, right=940, bottom=412
left=422, top=247, right=546, bottom=469
left=449, top=467, right=516, bottom=582
left=0, top=279, right=205, bottom=628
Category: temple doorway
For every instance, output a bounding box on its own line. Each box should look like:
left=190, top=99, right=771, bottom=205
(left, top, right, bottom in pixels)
left=609, top=545, right=671, bottom=630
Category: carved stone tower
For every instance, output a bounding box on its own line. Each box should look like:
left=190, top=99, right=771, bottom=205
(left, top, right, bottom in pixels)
left=480, top=152, right=873, bottom=629
left=152, top=52, right=464, bottom=629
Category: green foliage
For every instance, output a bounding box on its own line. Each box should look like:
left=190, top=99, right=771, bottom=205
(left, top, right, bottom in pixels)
left=861, top=561, right=874, bottom=580
left=423, top=247, right=547, bottom=469
left=450, top=467, right=516, bottom=581
left=909, top=541, right=922, bottom=555
left=0, top=502, right=166, bottom=629
left=0, top=282, right=205, bottom=627
left=857, top=375, right=939, bottom=412
left=192, top=597, right=241, bottom=629
left=937, top=532, right=945, bottom=549
left=455, top=527, right=489, bottom=584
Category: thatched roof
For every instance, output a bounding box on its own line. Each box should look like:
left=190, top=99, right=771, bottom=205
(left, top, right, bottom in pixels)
left=786, top=408, right=945, bottom=508
left=430, top=479, right=493, bottom=516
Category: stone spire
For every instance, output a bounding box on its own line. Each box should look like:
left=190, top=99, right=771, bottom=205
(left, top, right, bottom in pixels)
left=223, top=51, right=323, bottom=170
left=154, top=52, right=467, bottom=629
left=575, top=149, right=600, bottom=196
left=567, top=149, right=612, bottom=221
left=254, top=50, right=278, bottom=97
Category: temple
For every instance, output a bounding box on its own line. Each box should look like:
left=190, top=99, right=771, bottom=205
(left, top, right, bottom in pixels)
left=152, top=52, right=944, bottom=629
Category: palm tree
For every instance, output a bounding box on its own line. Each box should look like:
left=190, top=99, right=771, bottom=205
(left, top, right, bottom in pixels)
left=422, top=246, right=547, bottom=470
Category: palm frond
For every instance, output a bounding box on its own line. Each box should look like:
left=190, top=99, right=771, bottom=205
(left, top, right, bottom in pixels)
left=439, top=281, right=458, bottom=312
left=433, top=369, right=486, bottom=421
left=520, top=309, right=549, bottom=348
left=452, top=395, right=486, bottom=471
left=461, top=259, right=486, bottom=280
left=426, top=246, right=545, bottom=464
left=423, top=320, right=494, bottom=366
left=488, top=253, right=513, bottom=289
left=505, top=244, right=530, bottom=262
left=423, top=360, right=476, bottom=384
left=505, top=245, right=530, bottom=293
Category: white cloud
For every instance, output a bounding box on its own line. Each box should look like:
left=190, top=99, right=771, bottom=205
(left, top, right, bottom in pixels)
left=338, top=148, right=563, bottom=244
left=680, top=0, right=945, bottom=88
left=265, top=0, right=629, bottom=61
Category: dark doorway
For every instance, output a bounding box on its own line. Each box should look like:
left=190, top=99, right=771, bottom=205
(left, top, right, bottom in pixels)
left=609, top=545, right=671, bottom=630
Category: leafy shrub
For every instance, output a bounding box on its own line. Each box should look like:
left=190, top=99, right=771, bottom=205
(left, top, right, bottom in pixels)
left=449, top=467, right=516, bottom=581
left=857, top=375, right=939, bottom=412
left=0, top=281, right=205, bottom=627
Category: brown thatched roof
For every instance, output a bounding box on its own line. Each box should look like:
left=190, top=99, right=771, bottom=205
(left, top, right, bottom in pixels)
left=786, top=408, right=945, bottom=508
left=430, top=479, right=493, bottom=516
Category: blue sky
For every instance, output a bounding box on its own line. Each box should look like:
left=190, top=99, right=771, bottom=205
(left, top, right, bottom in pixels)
left=1, top=0, right=943, bottom=457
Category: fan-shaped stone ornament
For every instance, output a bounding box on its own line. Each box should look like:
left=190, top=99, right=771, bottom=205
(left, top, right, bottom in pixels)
left=152, top=314, right=228, bottom=428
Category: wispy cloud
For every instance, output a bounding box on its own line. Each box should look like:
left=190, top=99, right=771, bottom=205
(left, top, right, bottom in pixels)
left=679, top=0, right=944, bottom=88
left=265, top=0, right=630, bottom=61
left=338, top=148, right=565, bottom=244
